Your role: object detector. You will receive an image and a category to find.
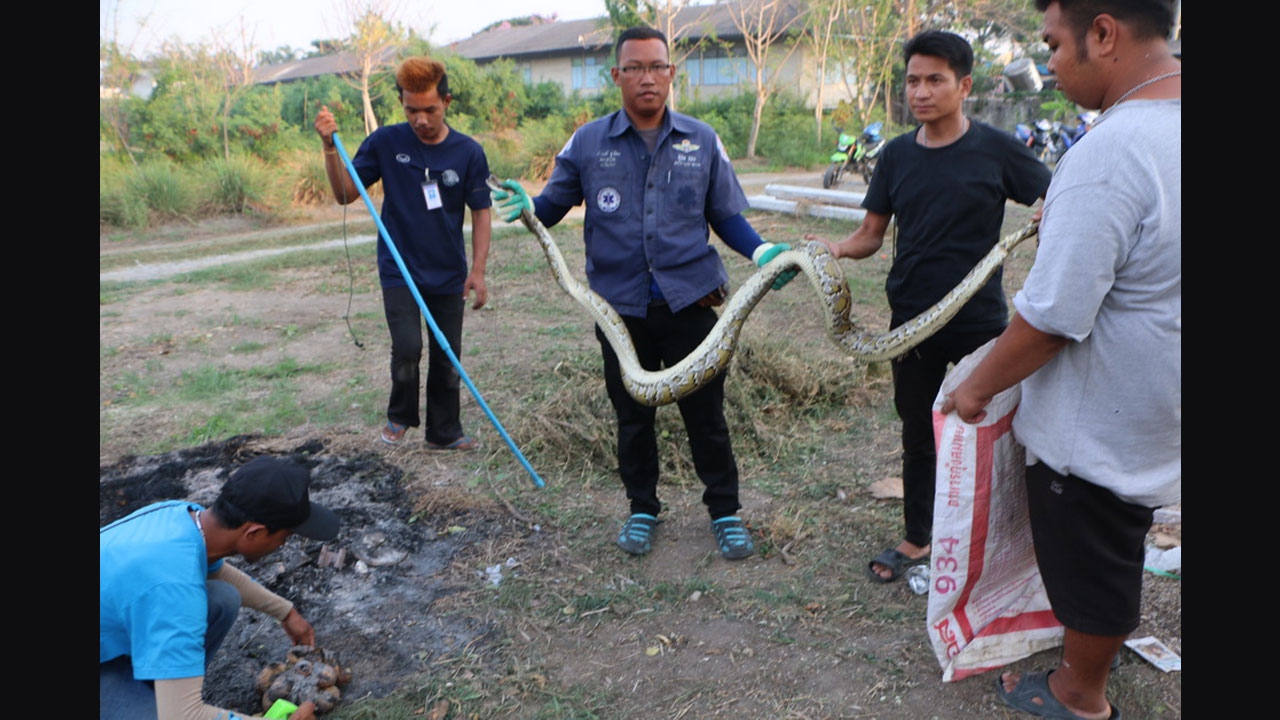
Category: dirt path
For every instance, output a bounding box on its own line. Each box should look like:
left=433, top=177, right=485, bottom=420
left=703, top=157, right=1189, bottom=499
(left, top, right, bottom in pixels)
left=99, top=171, right=828, bottom=283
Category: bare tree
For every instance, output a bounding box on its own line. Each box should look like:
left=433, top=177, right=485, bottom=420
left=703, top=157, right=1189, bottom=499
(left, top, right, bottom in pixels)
left=211, top=19, right=259, bottom=160
left=725, top=0, right=809, bottom=158
left=339, top=0, right=408, bottom=134
left=645, top=1, right=720, bottom=112
left=100, top=1, right=153, bottom=165
left=817, top=0, right=907, bottom=128
left=805, top=0, right=848, bottom=144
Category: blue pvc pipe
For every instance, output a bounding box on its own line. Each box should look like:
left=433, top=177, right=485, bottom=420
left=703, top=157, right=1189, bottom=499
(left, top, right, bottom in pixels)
left=331, top=133, right=544, bottom=489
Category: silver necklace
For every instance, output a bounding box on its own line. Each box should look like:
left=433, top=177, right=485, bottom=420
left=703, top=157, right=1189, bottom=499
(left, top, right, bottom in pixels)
left=1112, top=70, right=1181, bottom=107
left=194, top=509, right=206, bottom=544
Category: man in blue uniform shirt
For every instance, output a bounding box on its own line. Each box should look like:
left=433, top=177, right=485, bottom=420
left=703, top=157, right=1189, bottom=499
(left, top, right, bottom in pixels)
left=494, top=26, right=796, bottom=561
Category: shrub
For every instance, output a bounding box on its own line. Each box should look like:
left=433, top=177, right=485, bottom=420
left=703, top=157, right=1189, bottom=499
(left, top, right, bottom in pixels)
left=474, top=130, right=524, bottom=181
left=100, top=184, right=151, bottom=230
left=517, top=116, right=579, bottom=181
left=756, top=105, right=827, bottom=170
left=130, top=159, right=196, bottom=222
left=200, top=154, right=273, bottom=215
left=101, top=157, right=151, bottom=230
left=285, top=149, right=333, bottom=206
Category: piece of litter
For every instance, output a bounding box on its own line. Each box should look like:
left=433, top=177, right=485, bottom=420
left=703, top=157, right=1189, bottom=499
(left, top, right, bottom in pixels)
left=1124, top=636, right=1180, bottom=672
left=484, top=564, right=503, bottom=586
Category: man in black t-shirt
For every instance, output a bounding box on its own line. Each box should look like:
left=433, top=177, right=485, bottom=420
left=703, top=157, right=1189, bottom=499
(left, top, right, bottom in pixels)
left=807, top=30, right=1050, bottom=584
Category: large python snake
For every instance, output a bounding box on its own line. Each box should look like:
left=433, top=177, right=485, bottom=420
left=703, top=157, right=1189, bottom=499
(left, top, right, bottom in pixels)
left=487, top=175, right=1038, bottom=407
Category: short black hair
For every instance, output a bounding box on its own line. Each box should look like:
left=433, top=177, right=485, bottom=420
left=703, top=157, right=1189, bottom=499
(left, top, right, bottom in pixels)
left=1034, top=0, right=1177, bottom=41
left=615, top=26, right=668, bottom=64
left=902, top=29, right=974, bottom=79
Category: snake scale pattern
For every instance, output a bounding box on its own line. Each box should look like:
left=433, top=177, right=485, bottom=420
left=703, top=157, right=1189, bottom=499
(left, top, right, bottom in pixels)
left=487, top=175, right=1037, bottom=407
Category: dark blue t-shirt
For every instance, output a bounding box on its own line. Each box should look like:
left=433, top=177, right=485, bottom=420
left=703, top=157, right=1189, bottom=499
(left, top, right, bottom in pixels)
left=352, top=124, right=491, bottom=293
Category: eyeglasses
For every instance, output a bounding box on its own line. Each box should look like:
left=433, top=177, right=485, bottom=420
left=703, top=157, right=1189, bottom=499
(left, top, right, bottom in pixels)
left=618, top=63, right=673, bottom=76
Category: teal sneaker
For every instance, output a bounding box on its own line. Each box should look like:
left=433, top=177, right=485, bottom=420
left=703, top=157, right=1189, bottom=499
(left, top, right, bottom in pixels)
left=617, top=514, right=659, bottom=556
left=711, top=516, right=754, bottom=560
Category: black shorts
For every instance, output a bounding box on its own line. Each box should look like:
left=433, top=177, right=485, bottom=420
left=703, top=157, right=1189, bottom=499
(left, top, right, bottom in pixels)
left=1025, top=462, right=1155, bottom=637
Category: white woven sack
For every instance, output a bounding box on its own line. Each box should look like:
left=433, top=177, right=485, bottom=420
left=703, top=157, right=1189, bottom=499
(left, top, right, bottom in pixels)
left=926, top=338, right=1064, bottom=682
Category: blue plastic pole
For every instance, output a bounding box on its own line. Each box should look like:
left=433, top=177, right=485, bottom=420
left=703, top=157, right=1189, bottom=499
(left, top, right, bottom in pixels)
left=331, top=133, right=544, bottom=489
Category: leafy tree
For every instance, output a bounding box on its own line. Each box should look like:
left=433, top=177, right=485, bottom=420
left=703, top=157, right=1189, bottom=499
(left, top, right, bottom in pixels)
left=279, top=74, right=364, bottom=134
left=439, top=57, right=528, bottom=133
left=605, top=0, right=646, bottom=29
left=101, top=39, right=148, bottom=165
left=100, top=3, right=154, bottom=165
left=136, top=41, right=226, bottom=161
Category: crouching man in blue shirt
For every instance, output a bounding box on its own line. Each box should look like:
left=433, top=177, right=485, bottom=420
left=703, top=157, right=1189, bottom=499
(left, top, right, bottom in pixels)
left=100, top=457, right=340, bottom=720
left=494, top=26, right=796, bottom=561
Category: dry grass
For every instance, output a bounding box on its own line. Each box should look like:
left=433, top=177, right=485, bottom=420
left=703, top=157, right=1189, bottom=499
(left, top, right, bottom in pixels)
left=99, top=196, right=1180, bottom=720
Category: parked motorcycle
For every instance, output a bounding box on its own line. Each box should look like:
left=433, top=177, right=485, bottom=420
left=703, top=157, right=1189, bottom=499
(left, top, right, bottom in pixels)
left=1015, top=118, right=1063, bottom=165
left=1058, top=110, right=1098, bottom=152
left=822, top=121, right=885, bottom=189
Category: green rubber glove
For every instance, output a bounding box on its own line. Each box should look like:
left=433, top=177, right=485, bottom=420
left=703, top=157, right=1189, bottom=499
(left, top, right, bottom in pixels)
left=752, top=242, right=799, bottom=290
left=264, top=699, right=299, bottom=719
left=491, top=179, right=533, bottom=223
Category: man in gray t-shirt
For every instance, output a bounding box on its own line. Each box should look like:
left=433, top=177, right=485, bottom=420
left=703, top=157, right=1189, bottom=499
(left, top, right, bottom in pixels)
left=943, top=2, right=1180, bottom=719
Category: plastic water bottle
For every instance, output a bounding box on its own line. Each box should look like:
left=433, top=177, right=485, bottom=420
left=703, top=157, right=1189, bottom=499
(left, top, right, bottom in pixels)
left=906, top=564, right=930, bottom=595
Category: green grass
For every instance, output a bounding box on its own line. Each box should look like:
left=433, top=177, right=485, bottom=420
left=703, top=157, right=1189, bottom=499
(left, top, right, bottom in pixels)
left=229, top=341, right=267, bottom=354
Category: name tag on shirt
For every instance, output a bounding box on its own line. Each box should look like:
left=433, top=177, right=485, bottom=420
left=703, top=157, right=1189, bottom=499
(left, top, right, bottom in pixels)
left=422, top=181, right=442, bottom=210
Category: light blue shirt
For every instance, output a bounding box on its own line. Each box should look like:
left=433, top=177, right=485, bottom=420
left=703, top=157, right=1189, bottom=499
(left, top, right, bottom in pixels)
left=100, top=501, right=224, bottom=680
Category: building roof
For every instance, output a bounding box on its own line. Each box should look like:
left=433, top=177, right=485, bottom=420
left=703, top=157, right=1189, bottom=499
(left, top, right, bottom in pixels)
left=249, top=1, right=807, bottom=82
left=251, top=47, right=400, bottom=85
left=445, top=17, right=614, bottom=62
left=444, top=2, right=800, bottom=62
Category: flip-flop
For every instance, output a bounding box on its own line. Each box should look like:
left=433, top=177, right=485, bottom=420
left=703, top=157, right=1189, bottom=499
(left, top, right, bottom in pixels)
left=867, top=548, right=928, bottom=583
left=996, top=670, right=1122, bottom=720
left=426, top=435, right=479, bottom=452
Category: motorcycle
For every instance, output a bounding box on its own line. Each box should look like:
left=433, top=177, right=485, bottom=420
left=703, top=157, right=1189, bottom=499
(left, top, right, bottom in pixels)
left=1058, top=110, right=1098, bottom=152
left=1015, top=118, right=1063, bottom=165
left=822, top=121, right=885, bottom=189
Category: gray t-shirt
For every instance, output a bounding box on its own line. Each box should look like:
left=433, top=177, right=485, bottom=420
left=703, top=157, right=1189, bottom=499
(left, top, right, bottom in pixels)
left=1012, top=99, right=1181, bottom=507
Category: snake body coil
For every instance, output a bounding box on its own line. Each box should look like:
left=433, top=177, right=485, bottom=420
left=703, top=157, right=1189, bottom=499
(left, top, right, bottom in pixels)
left=487, top=176, right=1037, bottom=407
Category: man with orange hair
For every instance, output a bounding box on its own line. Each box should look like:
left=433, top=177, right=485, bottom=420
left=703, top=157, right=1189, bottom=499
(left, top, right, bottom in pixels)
left=315, top=57, right=491, bottom=451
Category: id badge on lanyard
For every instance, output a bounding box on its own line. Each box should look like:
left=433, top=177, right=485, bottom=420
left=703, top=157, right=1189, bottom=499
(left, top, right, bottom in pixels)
left=422, top=167, right=442, bottom=210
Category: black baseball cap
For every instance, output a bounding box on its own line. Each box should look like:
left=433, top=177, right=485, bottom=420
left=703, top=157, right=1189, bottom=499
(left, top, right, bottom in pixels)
left=219, top=457, right=340, bottom=541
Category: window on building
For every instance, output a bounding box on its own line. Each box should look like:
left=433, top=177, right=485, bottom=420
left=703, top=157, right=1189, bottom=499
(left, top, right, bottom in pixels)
left=571, top=54, right=609, bottom=91
left=685, top=46, right=754, bottom=87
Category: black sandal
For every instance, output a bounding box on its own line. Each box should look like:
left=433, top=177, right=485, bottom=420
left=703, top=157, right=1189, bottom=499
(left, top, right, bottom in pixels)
left=867, top=548, right=928, bottom=583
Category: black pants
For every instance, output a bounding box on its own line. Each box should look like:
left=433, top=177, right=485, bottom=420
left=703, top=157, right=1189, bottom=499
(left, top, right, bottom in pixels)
left=890, top=326, right=1001, bottom=548
left=596, top=303, right=741, bottom=520
left=383, top=285, right=466, bottom=446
